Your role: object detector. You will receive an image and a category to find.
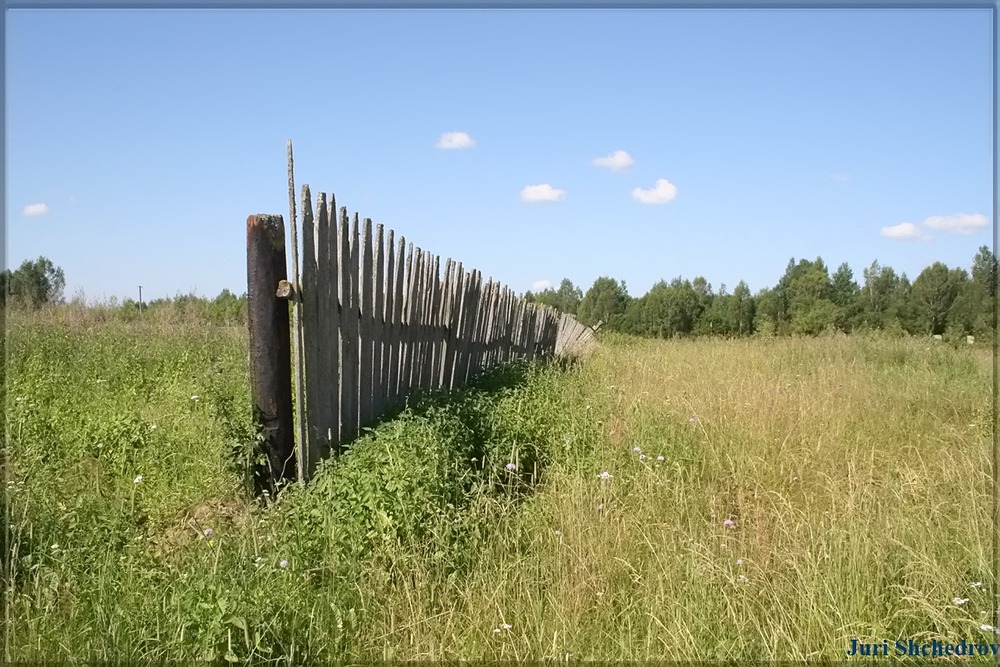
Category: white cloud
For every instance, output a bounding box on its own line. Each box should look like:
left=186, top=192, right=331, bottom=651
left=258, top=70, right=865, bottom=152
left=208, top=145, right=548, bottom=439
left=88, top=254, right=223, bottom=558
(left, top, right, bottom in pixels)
left=592, top=150, right=634, bottom=171
left=881, top=222, right=929, bottom=241
left=631, top=179, right=677, bottom=205
left=22, top=202, right=50, bottom=217
left=435, top=131, right=476, bottom=150
left=922, top=213, right=989, bottom=235
left=532, top=279, right=553, bottom=292
left=520, top=184, right=566, bottom=203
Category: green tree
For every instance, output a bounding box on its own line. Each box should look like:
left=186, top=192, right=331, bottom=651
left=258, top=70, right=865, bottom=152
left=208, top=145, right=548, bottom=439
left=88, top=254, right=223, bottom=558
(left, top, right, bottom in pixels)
left=792, top=299, right=841, bottom=335
left=888, top=274, right=916, bottom=334
left=524, top=289, right=555, bottom=309
left=945, top=249, right=995, bottom=337
left=524, top=278, right=583, bottom=315
left=666, top=278, right=704, bottom=335
left=638, top=278, right=705, bottom=337
left=859, top=261, right=908, bottom=331
left=759, top=257, right=823, bottom=335
left=616, top=295, right=647, bottom=335
left=784, top=258, right=840, bottom=334
left=754, top=287, right=783, bottom=336
left=554, top=278, right=583, bottom=315
left=948, top=279, right=979, bottom=336
left=731, top=281, right=756, bottom=336
left=640, top=281, right=670, bottom=337
left=830, top=262, right=860, bottom=331
left=697, top=294, right=734, bottom=336
left=578, top=277, right=630, bottom=329
left=4, top=256, right=66, bottom=309
left=763, top=257, right=841, bottom=335
left=209, top=288, right=248, bottom=325
left=910, top=262, right=964, bottom=335
left=967, top=246, right=998, bottom=339
left=691, top=276, right=713, bottom=325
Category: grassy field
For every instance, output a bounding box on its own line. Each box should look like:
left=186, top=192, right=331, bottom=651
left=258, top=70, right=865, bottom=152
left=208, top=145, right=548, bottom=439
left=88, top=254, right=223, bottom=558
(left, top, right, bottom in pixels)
left=3, top=313, right=994, bottom=662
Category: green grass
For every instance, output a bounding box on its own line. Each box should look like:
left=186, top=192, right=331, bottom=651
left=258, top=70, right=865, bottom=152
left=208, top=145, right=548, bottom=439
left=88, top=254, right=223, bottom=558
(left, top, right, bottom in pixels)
left=4, top=313, right=994, bottom=662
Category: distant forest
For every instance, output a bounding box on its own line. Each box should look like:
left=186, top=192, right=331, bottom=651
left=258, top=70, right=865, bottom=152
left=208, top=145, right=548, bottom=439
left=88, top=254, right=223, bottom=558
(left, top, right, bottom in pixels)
left=526, top=246, right=996, bottom=342
left=5, top=247, right=997, bottom=342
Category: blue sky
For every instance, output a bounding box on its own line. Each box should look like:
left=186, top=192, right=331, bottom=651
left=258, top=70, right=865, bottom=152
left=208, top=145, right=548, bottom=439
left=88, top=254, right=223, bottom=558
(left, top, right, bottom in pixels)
left=6, top=8, right=994, bottom=303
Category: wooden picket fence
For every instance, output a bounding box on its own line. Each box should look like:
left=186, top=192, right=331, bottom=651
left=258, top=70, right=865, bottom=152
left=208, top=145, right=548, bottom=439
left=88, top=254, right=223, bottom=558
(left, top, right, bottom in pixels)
left=290, top=183, right=596, bottom=481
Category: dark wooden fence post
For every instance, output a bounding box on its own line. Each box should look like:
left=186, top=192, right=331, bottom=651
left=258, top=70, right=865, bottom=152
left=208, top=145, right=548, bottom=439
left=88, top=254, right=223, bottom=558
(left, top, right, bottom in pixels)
left=247, top=214, right=296, bottom=498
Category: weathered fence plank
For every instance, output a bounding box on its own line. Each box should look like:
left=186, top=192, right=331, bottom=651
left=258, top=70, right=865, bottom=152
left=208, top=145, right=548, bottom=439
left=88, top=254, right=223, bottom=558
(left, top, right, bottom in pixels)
left=300, top=188, right=320, bottom=479
left=338, top=209, right=358, bottom=445
left=389, top=236, right=405, bottom=405
left=423, top=255, right=441, bottom=391
left=438, top=259, right=455, bottom=389
left=322, top=194, right=341, bottom=452
left=313, top=192, right=338, bottom=461
left=443, top=262, right=464, bottom=389
left=465, top=275, right=482, bottom=381
left=413, top=250, right=429, bottom=392
left=381, top=230, right=394, bottom=408
left=401, top=244, right=417, bottom=398
left=461, top=271, right=484, bottom=385
left=373, top=224, right=386, bottom=418
left=359, top=218, right=375, bottom=428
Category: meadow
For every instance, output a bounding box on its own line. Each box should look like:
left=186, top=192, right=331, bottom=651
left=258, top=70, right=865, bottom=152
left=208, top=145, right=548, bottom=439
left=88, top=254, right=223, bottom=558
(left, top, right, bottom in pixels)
left=3, top=309, right=994, bottom=662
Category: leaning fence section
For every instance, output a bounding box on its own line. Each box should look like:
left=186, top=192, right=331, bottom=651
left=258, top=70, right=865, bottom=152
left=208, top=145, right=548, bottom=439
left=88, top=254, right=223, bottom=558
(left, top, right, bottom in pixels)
left=293, top=185, right=596, bottom=480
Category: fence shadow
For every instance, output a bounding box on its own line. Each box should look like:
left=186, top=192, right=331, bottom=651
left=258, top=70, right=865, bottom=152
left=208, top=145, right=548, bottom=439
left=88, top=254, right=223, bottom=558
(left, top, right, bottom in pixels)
left=336, top=356, right=541, bottom=454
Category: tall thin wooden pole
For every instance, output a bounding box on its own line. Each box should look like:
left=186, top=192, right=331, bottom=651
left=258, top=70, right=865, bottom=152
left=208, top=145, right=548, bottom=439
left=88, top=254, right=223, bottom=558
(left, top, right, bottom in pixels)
left=286, top=141, right=308, bottom=482
left=246, top=214, right=295, bottom=497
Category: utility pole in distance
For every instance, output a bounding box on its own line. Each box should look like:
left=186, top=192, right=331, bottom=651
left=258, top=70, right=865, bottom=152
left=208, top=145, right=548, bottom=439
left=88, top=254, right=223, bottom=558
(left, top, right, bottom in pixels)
left=138, top=285, right=143, bottom=314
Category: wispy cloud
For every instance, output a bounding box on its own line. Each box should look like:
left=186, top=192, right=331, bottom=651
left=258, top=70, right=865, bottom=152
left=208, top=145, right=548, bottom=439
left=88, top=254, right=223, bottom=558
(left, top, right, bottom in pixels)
left=631, top=179, right=677, bottom=204
left=881, top=222, right=929, bottom=241
left=592, top=150, right=634, bottom=171
left=532, top=279, right=552, bottom=291
left=922, top=213, right=989, bottom=235
left=435, top=131, right=476, bottom=150
left=521, top=184, right=566, bottom=203
left=22, top=202, right=50, bottom=217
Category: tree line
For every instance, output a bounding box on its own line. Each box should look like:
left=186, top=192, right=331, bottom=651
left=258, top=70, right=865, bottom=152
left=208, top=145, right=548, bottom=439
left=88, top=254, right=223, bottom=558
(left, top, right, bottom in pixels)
left=7, top=247, right=997, bottom=340
left=2, top=256, right=248, bottom=326
left=526, top=246, right=997, bottom=341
